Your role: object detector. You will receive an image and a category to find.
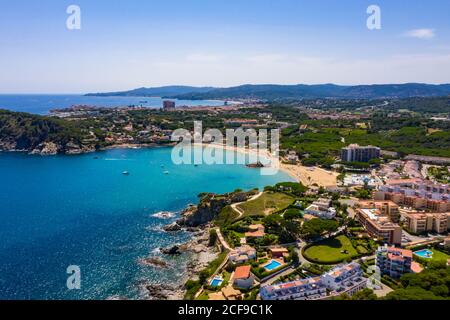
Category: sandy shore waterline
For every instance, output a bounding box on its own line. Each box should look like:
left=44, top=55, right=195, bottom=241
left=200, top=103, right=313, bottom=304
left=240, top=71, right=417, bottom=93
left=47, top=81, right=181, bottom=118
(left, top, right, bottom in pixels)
left=192, top=143, right=338, bottom=187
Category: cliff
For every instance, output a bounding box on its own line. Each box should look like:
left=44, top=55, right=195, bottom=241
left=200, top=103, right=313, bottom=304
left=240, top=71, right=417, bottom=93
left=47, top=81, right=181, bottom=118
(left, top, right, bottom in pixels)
left=177, top=191, right=256, bottom=227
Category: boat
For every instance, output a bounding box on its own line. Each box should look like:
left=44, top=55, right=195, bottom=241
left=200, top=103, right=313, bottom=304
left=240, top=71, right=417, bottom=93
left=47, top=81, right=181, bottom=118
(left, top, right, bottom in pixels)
left=122, top=171, right=130, bottom=175
left=163, top=171, right=170, bottom=175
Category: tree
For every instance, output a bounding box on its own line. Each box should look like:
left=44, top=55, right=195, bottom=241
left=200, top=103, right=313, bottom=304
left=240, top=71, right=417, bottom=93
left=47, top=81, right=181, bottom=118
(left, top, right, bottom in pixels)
left=351, top=288, right=378, bottom=300
left=208, top=229, right=218, bottom=247
left=301, top=219, right=339, bottom=239
left=384, top=288, right=442, bottom=300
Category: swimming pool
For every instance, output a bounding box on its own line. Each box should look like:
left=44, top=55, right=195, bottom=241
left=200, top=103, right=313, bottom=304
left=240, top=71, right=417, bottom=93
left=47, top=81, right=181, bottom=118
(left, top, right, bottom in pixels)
left=414, top=249, right=433, bottom=259
left=210, top=277, right=224, bottom=287
left=264, top=260, right=283, bottom=272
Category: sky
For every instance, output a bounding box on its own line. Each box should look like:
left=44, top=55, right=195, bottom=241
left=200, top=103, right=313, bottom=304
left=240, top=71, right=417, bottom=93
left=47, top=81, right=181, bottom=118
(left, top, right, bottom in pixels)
left=1, top=0, right=450, bottom=93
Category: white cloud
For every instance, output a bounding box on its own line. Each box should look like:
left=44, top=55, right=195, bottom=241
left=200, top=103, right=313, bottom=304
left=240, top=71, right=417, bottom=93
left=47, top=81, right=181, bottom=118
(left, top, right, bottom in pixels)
left=404, top=28, right=436, bottom=40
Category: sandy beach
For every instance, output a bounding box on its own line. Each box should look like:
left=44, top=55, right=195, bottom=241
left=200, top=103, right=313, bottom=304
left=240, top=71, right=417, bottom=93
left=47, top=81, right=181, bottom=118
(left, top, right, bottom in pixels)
left=193, top=143, right=338, bottom=187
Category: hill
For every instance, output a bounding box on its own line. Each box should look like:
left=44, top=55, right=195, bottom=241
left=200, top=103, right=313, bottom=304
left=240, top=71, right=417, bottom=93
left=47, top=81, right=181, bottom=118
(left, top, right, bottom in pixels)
left=169, top=83, right=450, bottom=100
left=87, top=83, right=450, bottom=101
left=86, top=85, right=217, bottom=97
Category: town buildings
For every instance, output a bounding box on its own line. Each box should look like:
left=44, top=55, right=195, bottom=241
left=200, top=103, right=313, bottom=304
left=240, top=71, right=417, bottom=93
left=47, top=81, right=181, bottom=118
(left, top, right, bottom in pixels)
left=376, top=246, right=413, bottom=279
left=305, top=198, right=337, bottom=219
left=341, top=144, right=381, bottom=163
left=401, top=211, right=450, bottom=234
left=375, top=179, right=450, bottom=212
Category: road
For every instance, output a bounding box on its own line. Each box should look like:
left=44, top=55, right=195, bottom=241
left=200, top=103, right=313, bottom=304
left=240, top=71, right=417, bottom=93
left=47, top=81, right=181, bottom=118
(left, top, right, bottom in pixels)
left=230, top=192, right=263, bottom=219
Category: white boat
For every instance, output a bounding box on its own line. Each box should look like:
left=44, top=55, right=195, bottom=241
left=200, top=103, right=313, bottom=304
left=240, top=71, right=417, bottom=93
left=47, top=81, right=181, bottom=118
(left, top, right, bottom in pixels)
left=163, top=171, right=170, bottom=175
left=122, top=171, right=130, bottom=175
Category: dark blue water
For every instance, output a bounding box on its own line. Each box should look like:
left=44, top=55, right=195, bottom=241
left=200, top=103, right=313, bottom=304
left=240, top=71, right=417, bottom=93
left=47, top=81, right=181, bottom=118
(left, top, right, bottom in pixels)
left=0, top=94, right=224, bottom=115
left=0, top=147, right=292, bottom=300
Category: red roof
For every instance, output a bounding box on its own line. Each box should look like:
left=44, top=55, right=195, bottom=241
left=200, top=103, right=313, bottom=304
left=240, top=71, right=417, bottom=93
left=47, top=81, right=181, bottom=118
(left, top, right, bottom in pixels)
left=234, top=265, right=251, bottom=279
left=388, top=247, right=413, bottom=258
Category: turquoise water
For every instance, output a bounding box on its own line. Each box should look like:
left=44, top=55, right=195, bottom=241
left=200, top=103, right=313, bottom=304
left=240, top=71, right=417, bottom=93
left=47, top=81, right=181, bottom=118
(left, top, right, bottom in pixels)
left=414, top=249, right=433, bottom=259
left=0, top=147, right=293, bottom=300
left=0, top=94, right=224, bottom=115
left=264, top=260, right=282, bottom=271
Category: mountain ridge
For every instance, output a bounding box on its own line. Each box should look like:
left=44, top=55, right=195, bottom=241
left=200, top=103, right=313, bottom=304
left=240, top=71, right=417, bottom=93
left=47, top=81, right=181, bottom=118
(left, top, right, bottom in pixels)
left=86, top=83, right=450, bottom=100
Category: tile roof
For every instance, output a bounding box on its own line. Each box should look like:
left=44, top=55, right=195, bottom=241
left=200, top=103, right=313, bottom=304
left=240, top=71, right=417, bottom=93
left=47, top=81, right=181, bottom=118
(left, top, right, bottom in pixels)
left=234, top=265, right=252, bottom=279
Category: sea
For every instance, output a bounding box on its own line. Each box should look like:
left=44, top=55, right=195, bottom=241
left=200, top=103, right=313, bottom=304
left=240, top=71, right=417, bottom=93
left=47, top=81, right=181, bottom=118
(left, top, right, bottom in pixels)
left=0, top=147, right=293, bottom=300
left=0, top=94, right=225, bottom=115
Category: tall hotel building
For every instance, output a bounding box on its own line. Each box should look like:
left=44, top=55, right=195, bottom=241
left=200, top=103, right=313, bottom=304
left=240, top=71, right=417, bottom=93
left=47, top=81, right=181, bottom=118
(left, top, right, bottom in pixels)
left=341, top=144, right=381, bottom=163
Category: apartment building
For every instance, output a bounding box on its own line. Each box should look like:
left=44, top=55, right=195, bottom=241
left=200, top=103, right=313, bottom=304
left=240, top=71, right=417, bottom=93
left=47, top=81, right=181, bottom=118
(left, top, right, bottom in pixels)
left=401, top=211, right=450, bottom=234
left=376, top=245, right=412, bottom=279
left=358, top=200, right=401, bottom=223
left=321, top=262, right=367, bottom=296
left=260, top=277, right=327, bottom=300
left=341, top=144, right=381, bottom=163
left=260, top=263, right=366, bottom=300
left=355, top=207, right=402, bottom=245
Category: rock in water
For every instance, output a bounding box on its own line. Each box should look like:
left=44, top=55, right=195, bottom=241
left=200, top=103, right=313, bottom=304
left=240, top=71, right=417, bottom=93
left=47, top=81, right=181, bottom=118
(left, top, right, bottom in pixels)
left=163, top=222, right=182, bottom=232
left=160, top=245, right=181, bottom=255
left=139, top=257, right=170, bottom=268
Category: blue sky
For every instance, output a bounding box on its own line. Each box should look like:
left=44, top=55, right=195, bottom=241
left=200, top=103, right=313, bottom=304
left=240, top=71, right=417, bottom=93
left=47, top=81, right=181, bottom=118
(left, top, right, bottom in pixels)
left=1, top=0, right=450, bottom=93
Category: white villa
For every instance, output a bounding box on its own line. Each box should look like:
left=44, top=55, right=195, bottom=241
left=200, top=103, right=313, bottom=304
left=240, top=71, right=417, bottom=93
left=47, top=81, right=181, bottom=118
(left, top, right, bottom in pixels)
left=305, top=198, right=337, bottom=219
left=229, top=245, right=257, bottom=264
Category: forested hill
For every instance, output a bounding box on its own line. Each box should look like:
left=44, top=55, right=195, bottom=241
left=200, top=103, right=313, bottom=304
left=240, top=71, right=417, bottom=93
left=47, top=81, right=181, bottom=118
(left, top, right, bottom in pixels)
left=0, top=109, right=90, bottom=154
left=86, top=86, right=216, bottom=97
left=88, top=83, right=450, bottom=100
left=168, top=83, right=450, bottom=100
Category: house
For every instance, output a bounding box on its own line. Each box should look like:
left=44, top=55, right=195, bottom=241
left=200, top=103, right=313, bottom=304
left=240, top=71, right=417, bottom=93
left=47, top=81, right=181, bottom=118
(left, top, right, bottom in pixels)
left=269, top=247, right=289, bottom=259
left=245, top=224, right=266, bottom=239
left=305, top=198, right=337, bottom=219
left=221, top=287, right=241, bottom=300
left=233, top=265, right=255, bottom=289
left=229, top=245, right=257, bottom=264
left=286, top=151, right=299, bottom=164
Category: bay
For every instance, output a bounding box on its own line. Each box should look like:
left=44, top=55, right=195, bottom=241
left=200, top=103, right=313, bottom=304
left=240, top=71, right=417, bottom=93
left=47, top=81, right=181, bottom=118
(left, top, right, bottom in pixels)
left=0, top=147, right=293, bottom=300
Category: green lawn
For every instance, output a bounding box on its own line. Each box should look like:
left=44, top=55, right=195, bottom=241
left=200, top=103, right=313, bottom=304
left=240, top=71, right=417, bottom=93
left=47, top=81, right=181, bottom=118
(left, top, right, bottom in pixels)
left=303, top=235, right=360, bottom=264
left=237, top=192, right=294, bottom=217
left=430, top=249, right=450, bottom=262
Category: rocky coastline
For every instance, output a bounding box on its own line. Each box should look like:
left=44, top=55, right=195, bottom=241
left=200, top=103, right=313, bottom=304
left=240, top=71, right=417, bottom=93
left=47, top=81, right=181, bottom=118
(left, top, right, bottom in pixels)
left=0, top=140, right=176, bottom=156
left=139, top=190, right=259, bottom=300
left=140, top=223, right=218, bottom=300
